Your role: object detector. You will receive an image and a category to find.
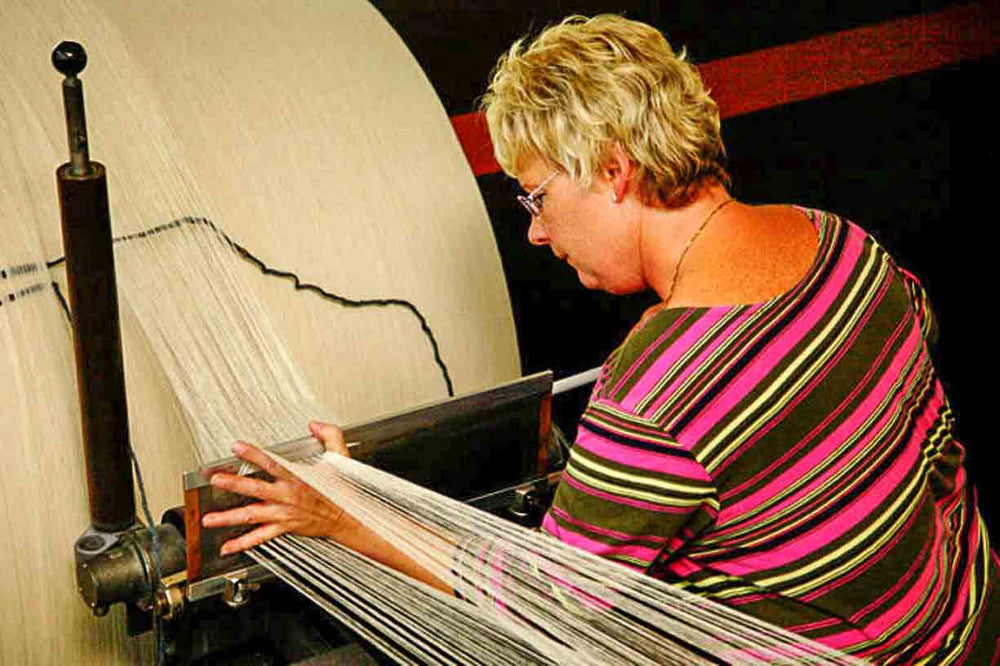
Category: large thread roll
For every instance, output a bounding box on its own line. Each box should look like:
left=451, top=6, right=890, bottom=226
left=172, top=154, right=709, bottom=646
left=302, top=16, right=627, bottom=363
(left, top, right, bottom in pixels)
left=0, top=1, right=519, bottom=662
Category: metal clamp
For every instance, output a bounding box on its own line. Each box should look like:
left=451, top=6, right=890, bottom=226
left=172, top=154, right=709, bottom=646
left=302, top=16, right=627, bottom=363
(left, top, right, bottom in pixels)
left=222, top=570, right=260, bottom=608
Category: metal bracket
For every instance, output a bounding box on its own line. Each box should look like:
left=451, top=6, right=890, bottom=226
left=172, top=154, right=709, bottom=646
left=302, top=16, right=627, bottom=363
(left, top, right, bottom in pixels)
left=186, top=564, right=275, bottom=604
left=222, top=569, right=261, bottom=608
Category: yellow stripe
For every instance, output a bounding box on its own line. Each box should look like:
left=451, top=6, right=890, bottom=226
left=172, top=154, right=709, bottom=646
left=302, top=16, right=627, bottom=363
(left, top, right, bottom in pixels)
left=698, top=354, right=931, bottom=549
left=650, top=217, right=840, bottom=426
left=651, top=291, right=809, bottom=424
left=702, top=246, right=887, bottom=469
left=759, top=455, right=929, bottom=593
left=569, top=452, right=715, bottom=500
left=635, top=308, right=759, bottom=415
left=755, top=415, right=931, bottom=591
left=715, top=422, right=930, bottom=590
left=566, top=462, right=714, bottom=508
left=924, top=526, right=992, bottom=665
left=582, top=412, right=682, bottom=448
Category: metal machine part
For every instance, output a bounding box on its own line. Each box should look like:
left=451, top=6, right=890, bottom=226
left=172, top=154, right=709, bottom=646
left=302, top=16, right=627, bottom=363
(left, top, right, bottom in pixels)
left=76, top=524, right=187, bottom=619
left=52, top=41, right=183, bottom=638
left=53, top=40, right=137, bottom=534
left=53, top=40, right=92, bottom=176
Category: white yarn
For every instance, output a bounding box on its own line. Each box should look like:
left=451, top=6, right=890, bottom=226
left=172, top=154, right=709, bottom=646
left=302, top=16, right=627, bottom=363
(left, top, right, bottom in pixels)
left=243, top=449, right=866, bottom=665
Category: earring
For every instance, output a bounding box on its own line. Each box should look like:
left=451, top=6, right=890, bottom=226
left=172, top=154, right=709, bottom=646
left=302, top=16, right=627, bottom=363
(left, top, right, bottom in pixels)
left=611, top=192, right=619, bottom=203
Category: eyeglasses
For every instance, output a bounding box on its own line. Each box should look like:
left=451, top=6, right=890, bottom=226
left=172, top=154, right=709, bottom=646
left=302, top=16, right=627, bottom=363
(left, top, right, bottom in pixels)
left=517, top=170, right=559, bottom=218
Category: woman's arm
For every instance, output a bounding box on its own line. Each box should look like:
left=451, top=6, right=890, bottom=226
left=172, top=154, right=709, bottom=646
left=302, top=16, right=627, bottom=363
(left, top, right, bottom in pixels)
left=201, top=421, right=455, bottom=596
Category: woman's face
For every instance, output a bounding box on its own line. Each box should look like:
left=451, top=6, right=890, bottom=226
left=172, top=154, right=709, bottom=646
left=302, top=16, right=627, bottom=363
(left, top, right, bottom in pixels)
left=516, top=158, right=645, bottom=295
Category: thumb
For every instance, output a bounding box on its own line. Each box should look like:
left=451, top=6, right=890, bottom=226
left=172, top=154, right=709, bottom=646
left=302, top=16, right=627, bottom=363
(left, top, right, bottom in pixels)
left=309, top=420, right=349, bottom=457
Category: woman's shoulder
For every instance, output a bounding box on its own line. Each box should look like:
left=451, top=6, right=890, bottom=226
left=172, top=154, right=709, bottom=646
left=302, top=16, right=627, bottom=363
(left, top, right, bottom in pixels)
left=593, top=304, right=728, bottom=416
left=594, top=206, right=891, bottom=414
left=675, top=203, right=821, bottom=310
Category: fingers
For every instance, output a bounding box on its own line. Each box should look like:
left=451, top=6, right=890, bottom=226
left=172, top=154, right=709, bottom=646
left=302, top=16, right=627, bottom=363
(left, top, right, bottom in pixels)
left=309, top=421, right=349, bottom=457
left=231, top=441, right=294, bottom=481
left=219, top=523, right=288, bottom=556
left=201, top=501, right=294, bottom=530
left=209, top=471, right=289, bottom=504
left=201, top=429, right=351, bottom=558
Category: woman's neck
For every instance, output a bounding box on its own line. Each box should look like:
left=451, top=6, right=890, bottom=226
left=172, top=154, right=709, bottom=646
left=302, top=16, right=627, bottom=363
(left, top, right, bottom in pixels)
left=638, top=182, right=734, bottom=303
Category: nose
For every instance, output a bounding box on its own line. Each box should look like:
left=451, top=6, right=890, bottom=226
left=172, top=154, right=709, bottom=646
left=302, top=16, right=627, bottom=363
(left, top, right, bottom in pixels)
left=527, top=215, right=549, bottom=246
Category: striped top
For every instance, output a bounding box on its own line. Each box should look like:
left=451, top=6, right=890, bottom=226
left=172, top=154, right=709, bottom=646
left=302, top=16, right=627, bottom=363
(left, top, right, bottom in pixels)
left=541, top=209, right=999, bottom=663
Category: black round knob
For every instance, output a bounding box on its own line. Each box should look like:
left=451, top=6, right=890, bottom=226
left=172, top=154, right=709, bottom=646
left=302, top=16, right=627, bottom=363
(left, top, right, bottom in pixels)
left=52, top=41, right=88, bottom=77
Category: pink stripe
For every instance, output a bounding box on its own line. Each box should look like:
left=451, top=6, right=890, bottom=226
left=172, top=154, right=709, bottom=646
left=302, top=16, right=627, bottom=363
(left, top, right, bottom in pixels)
left=542, top=513, right=656, bottom=566
left=854, top=544, right=955, bottom=656
left=641, top=306, right=764, bottom=417
left=620, top=309, right=730, bottom=411
left=827, top=490, right=957, bottom=652
left=815, top=628, right=870, bottom=652
left=717, top=408, right=924, bottom=572
left=717, top=334, right=922, bottom=549
left=719, top=300, right=904, bottom=509
left=548, top=504, right=668, bottom=545
left=560, top=472, right=695, bottom=514
left=610, top=309, right=695, bottom=397
left=648, top=210, right=825, bottom=425
left=807, top=494, right=929, bottom=607
left=912, top=514, right=980, bottom=658
left=666, top=557, right=701, bottom=577
left=575, top=427, right=710, bottom=480
left=709, top=321, right=920, bottom=564
left=824, top=539, right=946, bottom=651
left=788, top=616, right=843, bottom=633
left=721, top=322, right=922, bottom=523
left=954, top=607, right=985, bottom=666
left=678, top=224, right=866, bottom=444
left=714, top=274, right=893, bottom=480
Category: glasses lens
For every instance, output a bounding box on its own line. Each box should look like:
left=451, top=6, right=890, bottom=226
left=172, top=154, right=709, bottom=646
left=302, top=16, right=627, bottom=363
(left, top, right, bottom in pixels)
left=517, top=195, right=539, bottom=217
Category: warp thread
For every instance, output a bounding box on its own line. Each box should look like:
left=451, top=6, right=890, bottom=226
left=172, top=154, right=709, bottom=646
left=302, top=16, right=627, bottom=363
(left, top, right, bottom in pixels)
left=44, top=215, right=455, bottom=396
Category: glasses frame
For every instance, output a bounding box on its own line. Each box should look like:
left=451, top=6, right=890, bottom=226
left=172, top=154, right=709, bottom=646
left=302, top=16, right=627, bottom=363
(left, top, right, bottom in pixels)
left=517, top=170, right=560, bottom=218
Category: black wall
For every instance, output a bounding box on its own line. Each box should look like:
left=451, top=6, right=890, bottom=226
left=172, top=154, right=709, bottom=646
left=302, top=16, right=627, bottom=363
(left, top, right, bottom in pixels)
left=371, top=2, right=998, bottom=527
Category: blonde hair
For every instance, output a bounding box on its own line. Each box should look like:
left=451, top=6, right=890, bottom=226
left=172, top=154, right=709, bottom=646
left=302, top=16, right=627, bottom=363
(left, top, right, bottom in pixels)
left=481, top=14, right=729, bottom=207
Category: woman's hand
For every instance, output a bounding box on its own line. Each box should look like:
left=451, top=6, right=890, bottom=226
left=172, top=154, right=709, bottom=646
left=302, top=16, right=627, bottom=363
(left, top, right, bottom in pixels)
left=202, top=421, right=350, bottom=556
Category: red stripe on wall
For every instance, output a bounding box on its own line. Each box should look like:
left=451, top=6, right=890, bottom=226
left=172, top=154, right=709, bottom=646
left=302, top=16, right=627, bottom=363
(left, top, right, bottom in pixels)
left=702, top=2, right=998, bottom=118
left=452, top=2, right=998, bottom=177
left=451, top=112, right=502, bottom=178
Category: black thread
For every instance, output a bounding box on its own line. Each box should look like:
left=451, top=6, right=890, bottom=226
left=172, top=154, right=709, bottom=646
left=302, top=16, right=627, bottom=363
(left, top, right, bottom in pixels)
left=0, top=280, right=50, bottom=309
left=46, top=215, right=455, bottom=396
left=17, top=282, right=45, bottom=298
left=0, top=262, right=42, bottom=280
left=52, top=282, right=71, bottom=321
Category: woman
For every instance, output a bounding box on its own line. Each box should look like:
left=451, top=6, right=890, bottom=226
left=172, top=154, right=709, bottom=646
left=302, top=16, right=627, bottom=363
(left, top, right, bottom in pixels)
left=206, top=14, right=999, bottom=662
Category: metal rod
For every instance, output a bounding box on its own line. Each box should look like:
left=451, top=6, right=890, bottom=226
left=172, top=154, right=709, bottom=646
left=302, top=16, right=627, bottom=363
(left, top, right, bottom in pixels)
left=52, top=41, right=91, bottom=176
left=553, top=366, right=601, bottom=395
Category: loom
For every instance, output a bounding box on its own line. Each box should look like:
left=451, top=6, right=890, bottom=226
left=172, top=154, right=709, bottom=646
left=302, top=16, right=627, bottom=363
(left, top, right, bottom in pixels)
left=11, top=5, right=861, bottom=664
left=52, top=41, right=569, bottom=662
left=7, top=5, right=875, bottom=664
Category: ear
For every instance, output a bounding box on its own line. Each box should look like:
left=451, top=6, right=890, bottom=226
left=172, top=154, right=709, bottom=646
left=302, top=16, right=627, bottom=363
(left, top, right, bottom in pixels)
left=602, top=143, right=633, bottom=203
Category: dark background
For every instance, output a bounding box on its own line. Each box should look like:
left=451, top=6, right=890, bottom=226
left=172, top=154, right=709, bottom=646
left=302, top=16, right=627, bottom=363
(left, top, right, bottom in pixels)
left=370, top=1, right=997, bottom=529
